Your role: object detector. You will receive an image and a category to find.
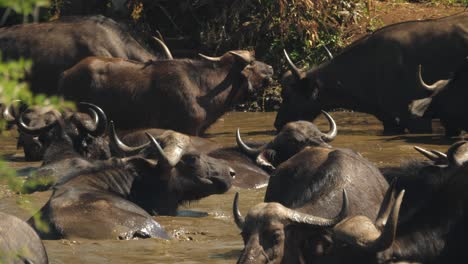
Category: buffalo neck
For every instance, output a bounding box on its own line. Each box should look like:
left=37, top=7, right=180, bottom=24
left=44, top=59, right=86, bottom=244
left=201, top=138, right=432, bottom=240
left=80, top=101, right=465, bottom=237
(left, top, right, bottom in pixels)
left=196, top=60, right=246, bottom=113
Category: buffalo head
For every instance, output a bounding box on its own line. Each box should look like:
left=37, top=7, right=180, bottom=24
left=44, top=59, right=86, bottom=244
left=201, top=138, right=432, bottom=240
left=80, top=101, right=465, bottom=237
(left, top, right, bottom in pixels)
left=233, top=191, right=348, bottom=264
left=274, top=50, right=338, bottom=130
left=111, top=127, right=236, bottom=215
left=14, top=102, right=111, bottom=162
left=236, top=111, right=337, bottom=170
left=199, top=50, right=273, bottom=98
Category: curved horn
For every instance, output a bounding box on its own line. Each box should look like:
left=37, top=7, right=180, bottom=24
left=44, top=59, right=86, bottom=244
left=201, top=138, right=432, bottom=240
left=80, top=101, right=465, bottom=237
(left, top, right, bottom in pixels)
left=153, top=36, right=173, bottom=60
left=414, top=146, right=440, bottom=162
left=233, top=192, right=245, bottom=230
left=145, top=132, right=178, bottom=167
left=447, top=141, right=468, bottom=167
left=283, top=49, right=303, bottom=80
left=320, top=110, right=337, bottom=142
left=16, top=110, right=58, bottom=136
left=109, top=121, right=149, bottom=155
left=3, top=100, right=22, bottom=121
left=77, top=102, right=108, bottom=137
left=369, top=190, right=405, bottom=251
left=375, top=178, right=397, bottom=229
left=417, top=65, right=450, bottom=92
left=323, top=45, right=333, bottom=60
left=236, top=128, right=262, bottom=158
left=198, top=53, right=222, bottom=62
left=285, top=189, right=348, bottom=227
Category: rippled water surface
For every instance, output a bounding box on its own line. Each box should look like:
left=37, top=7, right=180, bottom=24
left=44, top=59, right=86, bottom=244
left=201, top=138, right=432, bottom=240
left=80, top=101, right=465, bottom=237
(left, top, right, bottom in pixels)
left=0, top=112, right=459, bottom=263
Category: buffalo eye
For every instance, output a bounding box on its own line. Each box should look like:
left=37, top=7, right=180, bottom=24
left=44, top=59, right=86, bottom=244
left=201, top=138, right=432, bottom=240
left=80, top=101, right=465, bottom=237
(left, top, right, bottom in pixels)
left=183, top=155, right=198, bottom=165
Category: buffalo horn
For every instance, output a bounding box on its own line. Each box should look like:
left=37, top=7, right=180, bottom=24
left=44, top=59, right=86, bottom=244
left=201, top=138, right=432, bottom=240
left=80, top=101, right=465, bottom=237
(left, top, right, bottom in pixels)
left=414, top=146, right=440, bottom=162
left=2, top=100, right=21, bottom=121
left=109, top=121, right=149, bottom=155
left=229, top=51, right=253, bottom=63
left=430, top=150, right=447, bottom=160
left=446, top=141, right=468, bottom=167
left=285, top=189, right=348, bottom=226
left=77, top=102, right=108, bottom=137
left=16, top=110, right=58, bottom=136
left=375, top=178, right=397, bottom=229
left=233, top=192, right=245, bottom=230
left=145, top=132, right=180, bottom=167
left=152, top=36, right=173, bottom=60
left=283, top=49, right=303, bottom=80
left=417, top=65, right=451, bottom=92
left=368, top=189, right=404, bottom=251
left=236, top=128, right=262, bottom=158
left=320, top=110, right=338, bottom=142
left=323, top=45, right=333, bottom=60
left=198, top=53, right=222, bottom=62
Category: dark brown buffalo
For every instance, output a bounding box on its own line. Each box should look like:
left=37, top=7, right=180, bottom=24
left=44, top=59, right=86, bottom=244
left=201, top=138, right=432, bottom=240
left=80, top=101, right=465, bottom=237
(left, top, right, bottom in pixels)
left=0, top=15, right=172, bottom=95
left=10, top=102, right=111, bottom=163
left=236, top=110, right=337, bottom=171
left=233, top=146, right=389, bottom=263
left=109, top=122, right=269, bottom=189
left=410, top=58, right=468, bottom=137
left=0, top=212, right=48, bottom=264
left=276, top=13, right=468, bottom=134
left=29, top=133, right=235, bottom=239
left=323, top=141, right=468, bottom=263
left=58, top=50, right=273, bottom=135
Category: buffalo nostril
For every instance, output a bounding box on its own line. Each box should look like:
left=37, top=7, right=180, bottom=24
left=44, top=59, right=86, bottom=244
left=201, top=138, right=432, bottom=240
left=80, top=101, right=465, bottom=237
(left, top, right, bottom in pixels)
left=229, top=168, right=236, bottom=178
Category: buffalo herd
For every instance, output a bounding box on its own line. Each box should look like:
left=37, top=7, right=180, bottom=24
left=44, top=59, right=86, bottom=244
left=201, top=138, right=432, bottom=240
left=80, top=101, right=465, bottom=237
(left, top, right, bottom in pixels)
left=0, top=11, right=467, bottom=264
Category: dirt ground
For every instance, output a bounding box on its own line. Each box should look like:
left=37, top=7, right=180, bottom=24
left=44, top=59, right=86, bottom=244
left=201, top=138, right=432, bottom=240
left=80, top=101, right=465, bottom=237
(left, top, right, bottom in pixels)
left=350, top=0, right=466, bottom=41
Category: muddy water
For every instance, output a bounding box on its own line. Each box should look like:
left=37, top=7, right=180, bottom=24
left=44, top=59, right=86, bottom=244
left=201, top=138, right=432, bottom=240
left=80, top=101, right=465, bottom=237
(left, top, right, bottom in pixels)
left=0, top=112, right=460, bottom=263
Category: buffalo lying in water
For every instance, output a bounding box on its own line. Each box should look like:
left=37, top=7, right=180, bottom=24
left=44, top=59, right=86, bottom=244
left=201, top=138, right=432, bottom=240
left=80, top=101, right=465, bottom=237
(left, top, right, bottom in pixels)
left=4, top=102, right=110, bottom=162
left=236, top=110, right=337, bottom=171
left=0, top=212, right=48, bottom=264
left=29, top=133, right=235, bottom=239
left=410, top=58, right=468, bottom=137
left=0, top=15, right=172, bottom=95
left=109, top=122, right=269, bottom=188
left=234, top=145, right=389, bottom=263
left=276, top=13, right=468, bottom=134
left=59, top=50, right=273, bottom=135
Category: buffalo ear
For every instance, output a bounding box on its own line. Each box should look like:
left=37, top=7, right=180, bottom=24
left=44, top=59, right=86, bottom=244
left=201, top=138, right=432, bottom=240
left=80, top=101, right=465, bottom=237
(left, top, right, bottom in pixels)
left=409, top=97, right=433, bottom=118
left=229, top=51, right=254, bottom=64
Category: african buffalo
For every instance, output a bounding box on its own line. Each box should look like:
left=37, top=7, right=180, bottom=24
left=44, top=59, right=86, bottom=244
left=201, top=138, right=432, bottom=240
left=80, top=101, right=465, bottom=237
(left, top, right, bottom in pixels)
left=234, top=145, right=389, bottom=263
left=325, top=141, right=468, bottom=263
left=58, top=50, right=273, bottom=135
left=0, top=15, right=172, bottom=94
left=410, top=58, right=468, bottom=137
left=236, top=110, right=337, bottom=171
left=29, top=133, right=235, bottom=239
left=0, top=212, right=48, bottom=264
left=10, top=102, right=111, bottom=162
left=276, top=13, right=468, bottom=134
left=109, top=122, right=269, bottom=188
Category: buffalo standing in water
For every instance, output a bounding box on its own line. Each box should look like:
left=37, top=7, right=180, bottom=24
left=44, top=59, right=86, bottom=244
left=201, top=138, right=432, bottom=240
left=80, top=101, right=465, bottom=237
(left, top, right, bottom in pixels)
left=233, top=145, right=389, bottom=263
left=0, top=15, right=172, bottom=95
left=29, top=133, right=235, bottom=240
left=0, top=212, right=48, bottom=264
left=59, top=50, right=273, bottom=135
left=276, top=13, right=468, bottom=134
left=410, top=58, right=468, bottom=137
